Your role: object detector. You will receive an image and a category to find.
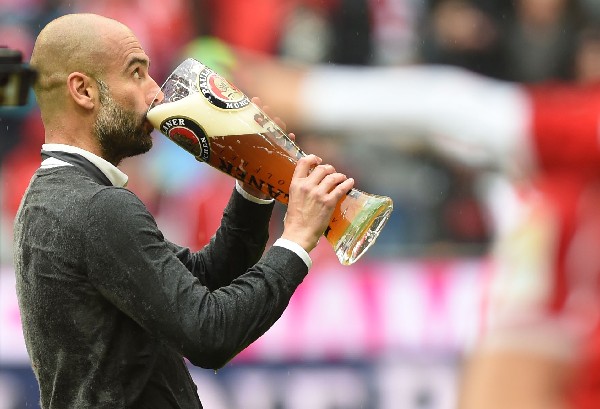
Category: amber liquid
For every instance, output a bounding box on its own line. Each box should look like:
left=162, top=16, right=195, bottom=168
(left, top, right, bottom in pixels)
left=205, top=132, right=368, bottom=246
left=148, top=66, right=392, bottom=264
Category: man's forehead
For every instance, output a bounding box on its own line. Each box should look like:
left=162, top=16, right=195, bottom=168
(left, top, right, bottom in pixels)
left=102, top=29, right=149, bottom=71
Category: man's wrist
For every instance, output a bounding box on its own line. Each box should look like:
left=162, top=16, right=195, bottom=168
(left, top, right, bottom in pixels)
left=235, top=181, right=274, bottom=204
left=273, top=238, right=312, bottom=269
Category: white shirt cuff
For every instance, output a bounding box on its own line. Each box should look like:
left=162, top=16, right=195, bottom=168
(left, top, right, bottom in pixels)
left=235, top=180, right=274, bottom=204
left=235, top=181, right=311, bottom=269
left=273, top=238, right=312, bottom=269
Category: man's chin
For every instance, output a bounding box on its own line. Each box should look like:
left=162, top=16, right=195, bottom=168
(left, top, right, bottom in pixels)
left=144, top=119, right=155, bottom=135
left=136, top=137, right=153, bottom=156
left=120, top=137, right=153, bottom=161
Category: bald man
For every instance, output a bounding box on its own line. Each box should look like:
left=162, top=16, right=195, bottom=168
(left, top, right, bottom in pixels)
left=13, top=14, right=353, bottom=409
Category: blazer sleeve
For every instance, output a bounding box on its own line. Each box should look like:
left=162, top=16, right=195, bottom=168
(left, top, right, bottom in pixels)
left=84, top=187, right=307, bottom=369
left=165, top=186, right=276, bottom=290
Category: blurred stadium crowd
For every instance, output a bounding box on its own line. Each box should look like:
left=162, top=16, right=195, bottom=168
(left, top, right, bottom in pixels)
left=3, top=1, right=600, bottom=408
left=6, top=0, right=600, bottom=263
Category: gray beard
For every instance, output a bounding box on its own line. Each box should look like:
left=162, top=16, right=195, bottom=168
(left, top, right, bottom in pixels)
left=93, top=79, right=152, bottom=165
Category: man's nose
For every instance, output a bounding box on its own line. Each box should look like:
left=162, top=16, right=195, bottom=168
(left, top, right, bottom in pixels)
left=147, top=78, right=164, bottom=107
left=152, top=89, right=165, bottom=106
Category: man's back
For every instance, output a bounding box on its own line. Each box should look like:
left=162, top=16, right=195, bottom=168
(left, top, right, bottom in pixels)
left=14, top=164, right=201, bottom=408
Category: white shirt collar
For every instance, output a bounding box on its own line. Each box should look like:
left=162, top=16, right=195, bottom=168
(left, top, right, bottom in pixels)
left=42, top=143, right=129, bottom=187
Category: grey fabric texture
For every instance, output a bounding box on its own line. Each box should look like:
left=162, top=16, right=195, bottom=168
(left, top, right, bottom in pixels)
left=13, top=158, right=308, bottom=409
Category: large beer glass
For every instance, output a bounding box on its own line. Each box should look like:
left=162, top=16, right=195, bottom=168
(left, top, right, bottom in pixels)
left=147, top=58, right=393, bottom=265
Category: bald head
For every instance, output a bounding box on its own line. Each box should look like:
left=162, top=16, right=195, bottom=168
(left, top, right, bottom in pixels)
left=31, top=14, right=133, bottom=115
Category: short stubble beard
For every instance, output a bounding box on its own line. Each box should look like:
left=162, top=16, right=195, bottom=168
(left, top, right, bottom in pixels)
left=93, top=78, right=153, bottom=166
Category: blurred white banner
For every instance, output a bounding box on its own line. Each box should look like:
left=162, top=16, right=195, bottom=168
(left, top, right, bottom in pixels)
left=1, top=258, right=488, bottom=365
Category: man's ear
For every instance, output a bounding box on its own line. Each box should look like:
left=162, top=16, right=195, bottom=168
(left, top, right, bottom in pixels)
left=67, top=72, right=96, bottom=110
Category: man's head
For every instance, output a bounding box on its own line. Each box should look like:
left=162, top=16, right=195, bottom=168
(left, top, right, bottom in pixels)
left=30, top=14, right=162, bottom=165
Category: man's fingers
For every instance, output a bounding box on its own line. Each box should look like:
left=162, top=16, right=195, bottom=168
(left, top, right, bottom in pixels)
left=294, top=154, right=322, bottom=178
left=316, top=172, right=354, bottom=197
left=294, top=160, right=350, bottom=193
left=328, top=177, right=355, bottom=199
left=275, top=117, right=286, bottom=131
left=252, top=96, right=288, bottom=131
left=284, top=157, right=354, bottom=252
left=306, top=164, right=336, bottom=183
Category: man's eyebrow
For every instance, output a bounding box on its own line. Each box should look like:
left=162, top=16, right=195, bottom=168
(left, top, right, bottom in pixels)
left=124, top=56, right=150, bottom=71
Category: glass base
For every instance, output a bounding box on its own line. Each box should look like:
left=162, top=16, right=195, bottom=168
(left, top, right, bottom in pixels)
left=333, top=196, right=393, bottom=265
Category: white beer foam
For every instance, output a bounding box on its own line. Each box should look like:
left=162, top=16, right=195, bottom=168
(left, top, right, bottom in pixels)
left=148, top=92, right=266, bottom=137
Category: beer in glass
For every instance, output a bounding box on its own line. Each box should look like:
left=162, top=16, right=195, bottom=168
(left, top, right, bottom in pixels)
left=147, top=58, right=393, bottom=265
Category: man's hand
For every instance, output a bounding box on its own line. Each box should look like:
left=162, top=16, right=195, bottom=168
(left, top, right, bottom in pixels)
left=281, top=155, right=354, bottom=252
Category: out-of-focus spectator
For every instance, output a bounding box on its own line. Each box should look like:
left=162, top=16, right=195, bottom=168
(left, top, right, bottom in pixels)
left=574, top=25, right=600, bottom=84
left=368, top=0, right=426, bottom=65
left=580, top=0, right=600, bottom=21
left=421, top=0, right=585, bottom=82
left=420, top=0, right=506, bottom=77
left=200, top=0, right=297, bottom=55
left=500, top=0, right=582, bottom=82
left=194, top=0, right=425, bottom=66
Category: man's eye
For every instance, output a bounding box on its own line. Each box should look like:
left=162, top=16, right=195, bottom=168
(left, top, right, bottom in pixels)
left=133, top=68, right=142, bottom=79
